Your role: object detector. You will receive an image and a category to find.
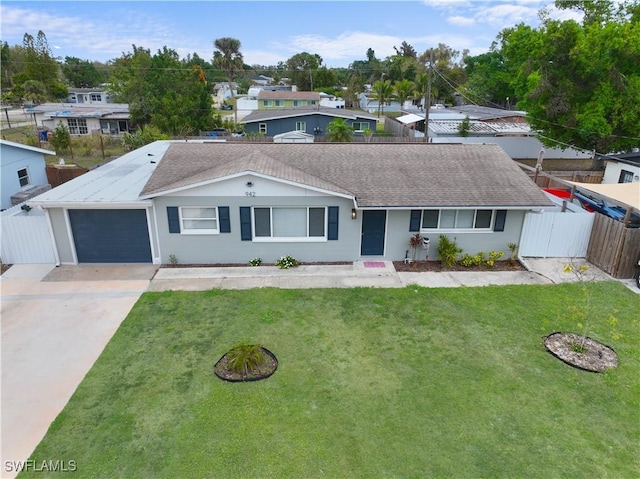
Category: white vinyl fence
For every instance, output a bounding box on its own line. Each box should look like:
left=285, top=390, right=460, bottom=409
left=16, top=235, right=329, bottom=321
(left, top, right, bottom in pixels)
left=519, top=210, right=594, bottom=258
left=1, top=204, right=56, bottom=263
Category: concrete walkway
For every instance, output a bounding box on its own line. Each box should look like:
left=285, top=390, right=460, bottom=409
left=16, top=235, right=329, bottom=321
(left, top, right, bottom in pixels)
left=1, top=258, right=637, bottom=478
left=149, top=258, right=627, bottom=291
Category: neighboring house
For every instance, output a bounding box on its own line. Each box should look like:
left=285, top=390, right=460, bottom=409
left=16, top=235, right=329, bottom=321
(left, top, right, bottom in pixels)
left=213, top=82, right=238, bottom=106
left=0, top=139, right=54, bottom=210
left=241, top=108, right=377, bottom=137
left=359, top=92, right=404, bottom=114
left=598, top=151, right=640, bottom=184
left=396, top=106, right=593, bottom=161
left=252, top=75, right=274, bottom=86
left=319, top=92, right=345, bottom=109
left=29, top=141, right=553, bottom=265
left=25, top=103, right=131, bottom=136
left=257, top=91, right=320, bottom=110
left=64, top=88, right=111, bottom=105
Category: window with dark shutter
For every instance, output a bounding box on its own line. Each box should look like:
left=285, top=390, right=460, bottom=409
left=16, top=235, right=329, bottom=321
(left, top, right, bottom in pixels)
left=219, top=207, right=230, bottom=233
left=240, top=207, right=252, bottom=241
left=494, top=210, right=507, bottom=232
left=409, top=210, right=422, bottom=231
left=167, top=207, right=180, bottom=233
left=328, top=206, right=339, bottom=240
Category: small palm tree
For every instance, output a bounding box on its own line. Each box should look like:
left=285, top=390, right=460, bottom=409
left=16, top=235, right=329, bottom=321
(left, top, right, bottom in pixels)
left=213, top=37, right=243, bottom=125
left=326, top=118, right=354, bottom=142
left=394, top=79, right=414, bottom=110
left=372, top=79, right=393, bottom=117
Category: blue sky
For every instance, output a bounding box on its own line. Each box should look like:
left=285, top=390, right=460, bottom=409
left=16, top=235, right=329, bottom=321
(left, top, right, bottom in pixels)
left=1, top=1, right=581, bottom=67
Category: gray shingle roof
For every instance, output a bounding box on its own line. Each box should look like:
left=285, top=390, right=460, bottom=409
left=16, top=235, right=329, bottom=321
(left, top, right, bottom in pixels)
left=141, top=143, right=553, bottom=208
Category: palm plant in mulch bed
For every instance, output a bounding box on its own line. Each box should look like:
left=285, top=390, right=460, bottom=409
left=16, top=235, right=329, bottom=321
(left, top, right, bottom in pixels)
left=214, top=342, right=278, bottom=382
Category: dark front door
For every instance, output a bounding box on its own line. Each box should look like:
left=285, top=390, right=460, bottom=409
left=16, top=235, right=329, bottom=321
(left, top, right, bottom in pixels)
left=360, top=210, right=386, bottom=256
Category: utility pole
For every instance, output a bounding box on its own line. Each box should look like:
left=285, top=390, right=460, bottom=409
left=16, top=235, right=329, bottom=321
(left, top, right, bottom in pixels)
left=423, top=51, right=433, bottom=143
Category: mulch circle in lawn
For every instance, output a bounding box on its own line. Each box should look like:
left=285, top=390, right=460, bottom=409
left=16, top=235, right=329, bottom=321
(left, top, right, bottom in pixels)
left=214, top=347, right=278, bottom=382
left=543, top=332, right=618, bottom=373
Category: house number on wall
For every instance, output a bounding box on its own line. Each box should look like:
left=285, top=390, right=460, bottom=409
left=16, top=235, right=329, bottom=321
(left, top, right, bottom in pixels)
left=245, top=191, right=256, bottom=197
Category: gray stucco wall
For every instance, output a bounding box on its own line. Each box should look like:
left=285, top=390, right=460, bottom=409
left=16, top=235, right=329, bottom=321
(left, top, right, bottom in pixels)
left=47, top=207, right=74, bottom=263
left=383, top=209, right=525, bottom=261
left=153, top=195, right=361, bottom=264
left=153, top=194, right=526, bottom=265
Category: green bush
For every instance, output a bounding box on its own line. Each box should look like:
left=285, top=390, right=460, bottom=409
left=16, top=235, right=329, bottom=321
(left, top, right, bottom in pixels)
left=275, top=255, right=298, bottom=269
left=485, top=251, right=505, bottom=267
left=249, top=257, right=262, bottom=266
left=461, top=252, right=484, bottom=267
left=437, top=235, right=462, bottom=268
left=225, top=343, right=267, bottom=376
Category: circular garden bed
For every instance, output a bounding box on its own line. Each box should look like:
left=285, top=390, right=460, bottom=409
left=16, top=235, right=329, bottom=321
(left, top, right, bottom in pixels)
left=543, top=332, right=618, bottom=373
left=214, top=345, right=278, bottom=382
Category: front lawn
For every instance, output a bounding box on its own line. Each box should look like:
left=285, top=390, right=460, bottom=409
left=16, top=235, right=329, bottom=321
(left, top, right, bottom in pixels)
left=21, top=283, right=639, bottom=478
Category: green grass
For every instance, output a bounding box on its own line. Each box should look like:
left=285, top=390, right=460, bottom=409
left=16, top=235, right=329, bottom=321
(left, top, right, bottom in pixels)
left=21, top=283, right=640, bottom=478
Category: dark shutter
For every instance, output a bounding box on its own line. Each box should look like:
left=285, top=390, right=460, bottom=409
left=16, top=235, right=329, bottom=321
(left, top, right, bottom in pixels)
left=409, top=210, right=422, bottom=231
left=328, top=206, right=339, bottom=240
left=167, top=207, right=180, bottom=233
left=494, top=210, right=507, bottom=232
left=240, top=207, right=252, bottom=241
left=219, top=206, right=230, bottom=233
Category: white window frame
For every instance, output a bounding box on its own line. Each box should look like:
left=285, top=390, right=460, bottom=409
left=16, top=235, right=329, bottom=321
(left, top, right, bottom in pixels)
left=90, top=93, right=101, bottom=102
left=259, top=123, right=267, bottom=134
left=67, top=118, right=88, bottom=134
left=263, top=100, right=273, bottom=107
left=17, top=167, right=30, bottom=188
left=353, top=122, right=369, bottom=132
left=252, top=206, right=327, bottom=242
left=178, top=206, right=219, bottom=235
left=295, top=121, right=306, bottom=132
left=420, top=209, right=495, bottom=232
left=274, top=100, right=284, bottom=107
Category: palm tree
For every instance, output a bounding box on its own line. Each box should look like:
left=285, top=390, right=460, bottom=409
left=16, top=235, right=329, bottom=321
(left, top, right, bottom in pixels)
left=213, top=37, right=243, bottom=124
left=394, top=79, right=414, bottom=110
left=372, top=79, right=393, bottom=118
left=326, top=118, right=354, bottom=142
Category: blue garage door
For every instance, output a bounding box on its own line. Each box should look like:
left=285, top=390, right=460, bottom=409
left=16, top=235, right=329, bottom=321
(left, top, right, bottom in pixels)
left=69, top=209, right=152, bottom=263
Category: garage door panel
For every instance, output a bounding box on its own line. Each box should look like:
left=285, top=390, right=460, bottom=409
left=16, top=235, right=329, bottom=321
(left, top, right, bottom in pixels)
left=69, top=209, right=152, bottom=263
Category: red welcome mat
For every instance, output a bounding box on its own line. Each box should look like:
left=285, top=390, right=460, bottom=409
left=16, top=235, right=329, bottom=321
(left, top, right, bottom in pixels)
left=363, top=261, right=386, bottom=268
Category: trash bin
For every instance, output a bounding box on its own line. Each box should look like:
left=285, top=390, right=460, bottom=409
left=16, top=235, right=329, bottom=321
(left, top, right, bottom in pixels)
left=40, top=131, right=48, bottom=141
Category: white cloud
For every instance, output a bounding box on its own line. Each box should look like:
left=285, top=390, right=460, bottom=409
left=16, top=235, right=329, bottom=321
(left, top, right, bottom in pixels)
left=447, top=15, right=476, bottom=27
left=474, top=4, right=540, bottom=28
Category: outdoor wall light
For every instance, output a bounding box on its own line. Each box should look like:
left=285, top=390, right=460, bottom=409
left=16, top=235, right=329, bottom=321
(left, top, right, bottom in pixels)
left=351, top=208, right=357, bottom=219
left=313, top=126, right=322, bottom=135
left=246, top=181, right=254, bottom=187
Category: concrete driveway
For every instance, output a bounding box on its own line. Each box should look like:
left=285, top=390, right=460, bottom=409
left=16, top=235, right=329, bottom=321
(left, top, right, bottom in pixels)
left=1, top=264, right=157, bottom=479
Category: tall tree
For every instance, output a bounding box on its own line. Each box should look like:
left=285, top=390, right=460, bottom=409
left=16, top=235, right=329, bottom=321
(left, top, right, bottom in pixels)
left=285, top=52, right=320, bottom=91
left=497, top=1, right=640, bottom=152
left=109, top=45, right=213, bottom=136
left=61, top=56, right=105, bottom=87
left=20, top=30, right=66, bottom=101
left=213, top=37, right=244, bottom=124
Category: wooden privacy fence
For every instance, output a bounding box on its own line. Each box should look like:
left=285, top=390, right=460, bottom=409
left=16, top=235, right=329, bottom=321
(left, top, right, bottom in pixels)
left=586, top=214, right=640, bottom=279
